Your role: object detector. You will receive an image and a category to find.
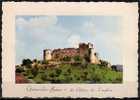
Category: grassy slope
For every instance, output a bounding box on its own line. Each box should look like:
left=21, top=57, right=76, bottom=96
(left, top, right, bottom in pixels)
left=20, top=63, right=122, bottom=84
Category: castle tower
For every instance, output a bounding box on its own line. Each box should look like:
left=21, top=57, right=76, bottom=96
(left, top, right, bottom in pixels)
left=90, top=48, right=100, bottom=64
left=43, top=49, right=52, bottom=61
left=79, top=43, right=89, bottom=57
left=88, top=42, right=93, bottom=48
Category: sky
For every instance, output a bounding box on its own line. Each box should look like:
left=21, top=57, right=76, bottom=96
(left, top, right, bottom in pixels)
left=16, top=16, right=122, bottom=65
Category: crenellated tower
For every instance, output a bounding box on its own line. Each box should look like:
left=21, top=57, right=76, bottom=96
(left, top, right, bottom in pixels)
left=89, top=43, right=100, bottom=64
left=43, top=49, right=52, bottom=61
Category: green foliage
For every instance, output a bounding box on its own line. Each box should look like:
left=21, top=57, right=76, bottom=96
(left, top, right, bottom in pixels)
left=22, top=59, right=32, bottom=66
left=33, top=73, right=46, bottom=83
left=31, top=67, right=38, bottom=77
left=86, top=64, right=122, bottom=83
left=42, top=60, right=49, bottom=64
left=16, top=60, right=122, bottom=83
left=73, top=55, right=82, bottom=62
left=24, top=68, right=33, bottom=78
left=16, top=66, right=24, bottom=73
left=100, top=60, right=109, bottom=67
left=63, top=56, right=71, bottom=61
left=56, top=68, right=62, bottom=75
left=81, top=59, right=88, bottom=68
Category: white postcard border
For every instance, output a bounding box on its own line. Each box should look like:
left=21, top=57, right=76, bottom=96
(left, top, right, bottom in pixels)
left=2, top=2, right=138, bottom=98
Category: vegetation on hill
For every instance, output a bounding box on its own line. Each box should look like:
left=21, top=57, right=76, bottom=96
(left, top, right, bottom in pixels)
left=16, top=58, right=122, bottom=84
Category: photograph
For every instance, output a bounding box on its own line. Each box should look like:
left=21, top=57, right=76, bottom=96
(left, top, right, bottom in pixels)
left=15, top=16, right=123, bottom=84
left=2, top=2, right=138, bottom=98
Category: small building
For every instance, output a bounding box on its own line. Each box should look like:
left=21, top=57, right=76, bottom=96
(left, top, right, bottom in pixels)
left=111, top=65, right=123, bottom=72
left=16, top=73, right=29, bottom=83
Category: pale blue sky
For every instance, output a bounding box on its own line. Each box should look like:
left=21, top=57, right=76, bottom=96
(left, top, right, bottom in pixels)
left=16, top=16, right=122, bottom=65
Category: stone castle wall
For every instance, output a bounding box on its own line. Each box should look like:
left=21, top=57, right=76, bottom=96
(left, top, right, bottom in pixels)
left=43, top=43, right=100, bottom=64
left=90, top=48, right=100, bottom=64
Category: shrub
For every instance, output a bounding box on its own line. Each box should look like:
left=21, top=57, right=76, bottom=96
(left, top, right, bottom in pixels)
left=16, top=67, right=24, bottom=73
left=22, top=59, right=32, bottom=66
left=63, top=56, right=71, bottom=61
left=56, top=69, right=62, bottom=75
left=42, top=60, right=49, bottom=64
left=33, top=73, right=45, bottom=83
left=31, top=68, right=38, bottom=77
left=81, top=59, right=88, bottom=68
left=27, top=74, right=34, bottom=79
left=100, top=60, right=109, bottom=67
left=33, top=59, right=37, bottom=63
left=73, top=55, right=82, bottom=62
left=21, top=62, right=122, bottom=83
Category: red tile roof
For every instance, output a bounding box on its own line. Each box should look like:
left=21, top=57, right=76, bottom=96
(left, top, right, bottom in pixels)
left=16, top=73, right=29, bottom=83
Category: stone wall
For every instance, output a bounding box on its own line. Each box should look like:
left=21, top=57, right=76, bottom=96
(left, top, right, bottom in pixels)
left=43, top=42, right=100, bottom=64
left=51, top=48, right=79, bottom=61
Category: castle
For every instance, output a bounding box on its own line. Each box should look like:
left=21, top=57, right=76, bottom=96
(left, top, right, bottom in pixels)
left=43, top=42, right=100, bottom=64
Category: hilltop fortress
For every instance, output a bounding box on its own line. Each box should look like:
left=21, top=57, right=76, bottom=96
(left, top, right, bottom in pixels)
left=43, top=42, right=100, bottom=64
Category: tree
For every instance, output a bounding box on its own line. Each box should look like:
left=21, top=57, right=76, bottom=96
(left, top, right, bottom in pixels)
left=67, top=68, right=71, bottom=74
left=22, top=59, right=32, bottom=66
left=56, top=69, right=62, bottom=75
left=100, top=60, right=109, bottom=67
left=73, top=55, right=82, bottom=62
left=16, top=67, right=24, bottom=73
left=31, top=67, right=38, bottom=77
left=42, top=60, right=49, bottom=64
left=63, top=56, right=71, bottom=61
left=33, top=59, right=37, bottom=63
